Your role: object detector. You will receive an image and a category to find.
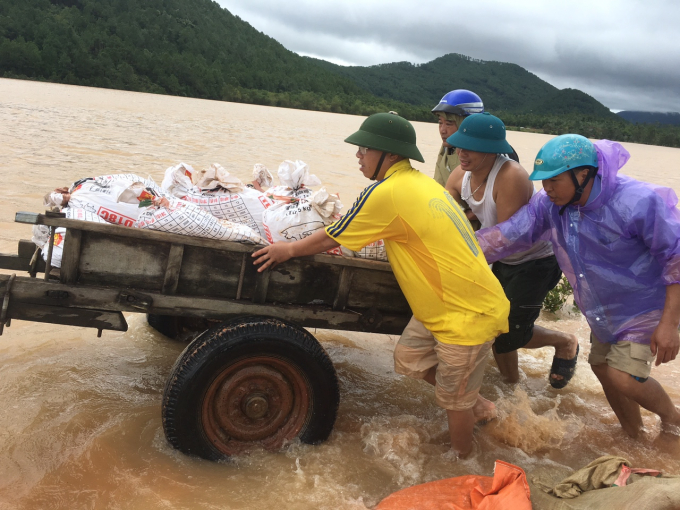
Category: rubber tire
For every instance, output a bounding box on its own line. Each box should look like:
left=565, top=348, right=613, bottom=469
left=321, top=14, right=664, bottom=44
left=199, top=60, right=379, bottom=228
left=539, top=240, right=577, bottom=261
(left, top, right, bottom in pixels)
left=161, top=316, right=340, bottom=461
left=146, top=314, right=180, bottom=340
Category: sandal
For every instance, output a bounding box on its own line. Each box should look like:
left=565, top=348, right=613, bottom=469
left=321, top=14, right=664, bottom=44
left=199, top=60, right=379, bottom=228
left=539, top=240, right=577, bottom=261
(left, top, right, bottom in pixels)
left=549, top=344, right=579, bottom=389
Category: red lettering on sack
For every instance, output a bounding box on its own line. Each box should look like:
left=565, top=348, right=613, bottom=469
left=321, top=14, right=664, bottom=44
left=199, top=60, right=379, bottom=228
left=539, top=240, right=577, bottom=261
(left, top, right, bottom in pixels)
left=264, top=224, right=273, bottom=243
left=259, top=195, right=275, bottom=209
left=325, top=246, right=343, bottom=256
left=98, top=207, right=135, bottom=227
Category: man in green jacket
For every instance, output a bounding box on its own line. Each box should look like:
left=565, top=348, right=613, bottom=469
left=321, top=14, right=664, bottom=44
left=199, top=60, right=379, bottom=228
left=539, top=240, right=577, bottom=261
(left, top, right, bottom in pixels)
left=431, top=89, right=484, bottom=187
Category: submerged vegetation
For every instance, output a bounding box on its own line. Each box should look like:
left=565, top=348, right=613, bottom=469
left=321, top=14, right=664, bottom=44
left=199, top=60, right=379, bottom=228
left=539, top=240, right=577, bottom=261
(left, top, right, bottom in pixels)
left=543, top=276, right=579, bottom=315
left=1, top=0, right=679, bottom=147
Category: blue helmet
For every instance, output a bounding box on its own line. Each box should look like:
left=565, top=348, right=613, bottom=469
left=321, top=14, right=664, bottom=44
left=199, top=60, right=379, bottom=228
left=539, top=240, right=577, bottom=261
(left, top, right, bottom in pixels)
left=529, top=134, right=599, bottom=181
left=432, top=89, right=484, bottom=116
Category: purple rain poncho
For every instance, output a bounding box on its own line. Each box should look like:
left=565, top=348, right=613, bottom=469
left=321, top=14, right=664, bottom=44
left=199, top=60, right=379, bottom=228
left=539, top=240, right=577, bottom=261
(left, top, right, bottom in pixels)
left=476, top=140, right=680, bottom=345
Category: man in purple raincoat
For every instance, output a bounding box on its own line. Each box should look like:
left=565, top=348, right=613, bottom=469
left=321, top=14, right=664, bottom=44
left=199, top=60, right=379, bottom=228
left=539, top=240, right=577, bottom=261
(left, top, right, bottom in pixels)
left=476, top=134, right=680, bottom=437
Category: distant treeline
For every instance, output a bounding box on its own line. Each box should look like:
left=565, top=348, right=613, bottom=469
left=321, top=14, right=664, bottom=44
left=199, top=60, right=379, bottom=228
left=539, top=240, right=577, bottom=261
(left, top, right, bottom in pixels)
left=499, top=113, right=680, bottom=149
left=1, top=0, right=679, bottom=148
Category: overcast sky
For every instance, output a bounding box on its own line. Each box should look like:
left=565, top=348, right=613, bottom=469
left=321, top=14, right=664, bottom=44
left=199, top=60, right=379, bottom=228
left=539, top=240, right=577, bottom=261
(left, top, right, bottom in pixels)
left=216, top=0, right=679, bottom=113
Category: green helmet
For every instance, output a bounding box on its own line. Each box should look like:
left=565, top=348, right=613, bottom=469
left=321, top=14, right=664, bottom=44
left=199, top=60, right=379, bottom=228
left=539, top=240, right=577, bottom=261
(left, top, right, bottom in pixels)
left=445, top=112, right=513, bottom=154
left=529, top=134, right=598, bottom=181
left=345, top=112, right=425, bottom=163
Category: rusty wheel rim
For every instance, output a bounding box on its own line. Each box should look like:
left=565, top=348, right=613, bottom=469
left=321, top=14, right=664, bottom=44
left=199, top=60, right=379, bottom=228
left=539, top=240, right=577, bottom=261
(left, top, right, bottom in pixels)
left=201, top=356, right=311, bottom=455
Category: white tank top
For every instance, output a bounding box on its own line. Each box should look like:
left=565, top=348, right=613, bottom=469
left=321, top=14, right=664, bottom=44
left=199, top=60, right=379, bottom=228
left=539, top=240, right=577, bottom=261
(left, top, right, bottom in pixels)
left=462, top=154, right=554, bottom=265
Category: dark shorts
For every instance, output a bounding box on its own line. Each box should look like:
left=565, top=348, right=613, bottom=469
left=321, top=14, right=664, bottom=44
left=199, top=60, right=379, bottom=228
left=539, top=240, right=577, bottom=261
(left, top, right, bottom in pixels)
left=492, top=255, right=562, bottom=354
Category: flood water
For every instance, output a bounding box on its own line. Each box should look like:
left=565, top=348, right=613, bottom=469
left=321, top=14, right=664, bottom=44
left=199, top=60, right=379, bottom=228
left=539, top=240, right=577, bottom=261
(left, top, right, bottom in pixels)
left=1, top=78, right=680, bottom=509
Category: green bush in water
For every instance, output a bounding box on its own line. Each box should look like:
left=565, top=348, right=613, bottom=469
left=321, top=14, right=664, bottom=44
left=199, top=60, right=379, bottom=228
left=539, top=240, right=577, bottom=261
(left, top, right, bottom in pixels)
left=543, top=276, right=579, bottom=314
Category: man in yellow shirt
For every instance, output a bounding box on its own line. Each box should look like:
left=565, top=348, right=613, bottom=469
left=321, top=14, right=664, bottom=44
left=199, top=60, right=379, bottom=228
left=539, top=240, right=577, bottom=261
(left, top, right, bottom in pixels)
left=253, top=112, right=509, bottom=457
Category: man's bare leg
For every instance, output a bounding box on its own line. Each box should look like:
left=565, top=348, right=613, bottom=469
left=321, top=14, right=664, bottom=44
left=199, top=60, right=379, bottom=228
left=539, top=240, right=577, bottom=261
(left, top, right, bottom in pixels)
left=447, top=408, right=475, bottom=458
left=424, top=366, right=495, bottom=423
left=591, top=363, right=643, bottom=437
left=492, top=346, right=519, bottom=383
left=595, top=364, right=680, bottom=436
left=494, top=325, right=578, bottom=383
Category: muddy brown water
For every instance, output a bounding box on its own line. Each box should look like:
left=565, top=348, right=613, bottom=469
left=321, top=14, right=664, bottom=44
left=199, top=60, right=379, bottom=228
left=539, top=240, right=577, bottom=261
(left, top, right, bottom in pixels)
left=1, top=78, right=680, bottom=509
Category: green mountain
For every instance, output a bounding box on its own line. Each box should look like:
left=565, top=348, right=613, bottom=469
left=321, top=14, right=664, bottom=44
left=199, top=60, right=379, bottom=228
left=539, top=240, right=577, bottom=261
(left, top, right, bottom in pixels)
left=534, top=89, right=620, bottom=118
left=307, top=54, right=559, bottom=113
left=0, top=0, right=422, bottom=116
left=2, top=0, right=612, bottom=118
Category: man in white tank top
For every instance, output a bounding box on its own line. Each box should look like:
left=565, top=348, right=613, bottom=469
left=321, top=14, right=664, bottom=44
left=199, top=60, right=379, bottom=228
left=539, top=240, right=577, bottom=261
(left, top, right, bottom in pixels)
left=445, top=113, right=580, bottom=388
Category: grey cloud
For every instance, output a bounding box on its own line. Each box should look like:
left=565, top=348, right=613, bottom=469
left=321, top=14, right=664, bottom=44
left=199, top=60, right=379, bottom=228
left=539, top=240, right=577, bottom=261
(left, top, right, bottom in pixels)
left=218, top=0, right=680, bottom=112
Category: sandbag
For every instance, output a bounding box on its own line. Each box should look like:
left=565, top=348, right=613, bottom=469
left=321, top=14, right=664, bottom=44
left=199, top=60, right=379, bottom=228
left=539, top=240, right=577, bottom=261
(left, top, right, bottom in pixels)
left=528, top=459, right=680, bottom=510
left=264, top=159, right=321, bottom=200
left=92, top=173, right=163, bottom=194
left=68, top=178, right=146, bottom=227
left=252, top=163, right=274, bottom=190
left=376, top=460, right=531, bottom=510
left=352, top=240, right=388, bottom=261
left=132, top=193, right=268, bottom=245
left=161, top=162, right=198, bottom=198
left=162, top=163, right=275, bottom=239
left=262, top=187, right=342, bottom=253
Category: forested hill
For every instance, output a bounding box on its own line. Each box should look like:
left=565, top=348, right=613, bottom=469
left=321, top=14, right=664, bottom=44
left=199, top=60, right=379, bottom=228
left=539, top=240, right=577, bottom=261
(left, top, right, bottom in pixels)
left=3, top=0, right=611, bottom=118
left=0, top=0, right=430, bottom=118
left=307, top=54, right=559, bottom=113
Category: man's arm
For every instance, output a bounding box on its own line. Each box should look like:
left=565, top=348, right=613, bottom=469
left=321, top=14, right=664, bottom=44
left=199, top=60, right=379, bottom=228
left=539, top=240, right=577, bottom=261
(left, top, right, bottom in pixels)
left=651, top=283, right=680, bottom=365
left=493, top=161, right=534, bottom=223
left=444, top=165, right=464, bottom=201
left=444, top=165, right=479, bottom=222
left=252, top=229, right=340, bottom=272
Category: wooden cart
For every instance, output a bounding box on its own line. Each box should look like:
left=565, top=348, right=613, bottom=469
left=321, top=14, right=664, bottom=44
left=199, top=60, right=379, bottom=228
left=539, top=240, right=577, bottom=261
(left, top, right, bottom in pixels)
left=0, top=212, right=412, bottom=460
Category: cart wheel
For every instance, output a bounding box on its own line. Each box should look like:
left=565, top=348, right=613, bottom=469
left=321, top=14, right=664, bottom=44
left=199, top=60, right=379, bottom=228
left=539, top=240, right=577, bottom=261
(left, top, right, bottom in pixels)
left=162, top=316, right=340, bottom=460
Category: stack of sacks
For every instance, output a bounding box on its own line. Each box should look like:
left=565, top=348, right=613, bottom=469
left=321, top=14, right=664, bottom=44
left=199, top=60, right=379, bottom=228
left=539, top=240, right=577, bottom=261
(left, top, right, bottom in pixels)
left=161, top=162, right=274, bottom=239
left=119, top=182, right=269, bottom=245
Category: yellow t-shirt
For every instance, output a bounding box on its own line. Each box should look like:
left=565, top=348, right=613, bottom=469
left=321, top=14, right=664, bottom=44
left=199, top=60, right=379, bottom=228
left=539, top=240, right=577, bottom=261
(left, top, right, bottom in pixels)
left=326, top=160, right=509, bottom=346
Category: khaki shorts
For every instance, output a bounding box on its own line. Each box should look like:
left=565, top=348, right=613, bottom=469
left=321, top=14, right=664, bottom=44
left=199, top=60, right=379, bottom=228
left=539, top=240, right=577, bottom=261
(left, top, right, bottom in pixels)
left=587, top=333, right=655, bottom=379
left=394, top=316, right=493, bottom=411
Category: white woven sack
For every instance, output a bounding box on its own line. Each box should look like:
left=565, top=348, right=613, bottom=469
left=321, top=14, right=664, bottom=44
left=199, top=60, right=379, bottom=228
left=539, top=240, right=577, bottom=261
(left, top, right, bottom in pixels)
left=134, top=196, right=269, bottom=245
left=68, top=179, right=144, bottom=227
left=161, top=163, right=199, bottom=198
left=262, top=187, right=342, bottom=254
left=352, top=240, right=388, bottom=261
left=264, top=160, right=321, bottom=201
